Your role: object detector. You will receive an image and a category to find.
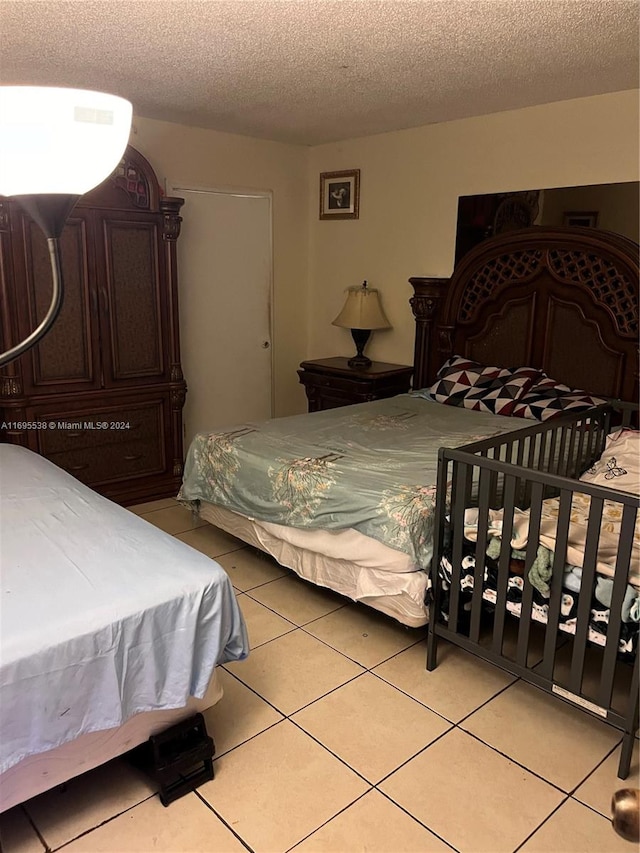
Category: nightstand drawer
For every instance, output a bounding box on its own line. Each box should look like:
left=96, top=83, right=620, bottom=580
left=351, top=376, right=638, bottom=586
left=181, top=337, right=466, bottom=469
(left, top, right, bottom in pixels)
left=298, top=358, right=412, bottom=412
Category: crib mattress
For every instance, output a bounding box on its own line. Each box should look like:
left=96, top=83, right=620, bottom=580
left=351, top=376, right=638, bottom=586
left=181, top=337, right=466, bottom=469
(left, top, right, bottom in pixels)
left=0, top=445, right=249, bottom=775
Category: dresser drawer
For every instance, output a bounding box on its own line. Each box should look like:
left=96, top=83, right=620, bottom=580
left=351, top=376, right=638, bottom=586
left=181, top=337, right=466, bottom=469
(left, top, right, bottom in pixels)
left=36, top=404, right=161, bottom=454
left=48, top=434, right=164, bottom=485
left=28, top=400, right=167, bottom=485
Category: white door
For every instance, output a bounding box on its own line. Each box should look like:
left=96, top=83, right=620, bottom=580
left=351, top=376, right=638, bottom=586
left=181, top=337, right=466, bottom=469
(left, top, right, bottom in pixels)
left=170, top=186, right=273, bottom=448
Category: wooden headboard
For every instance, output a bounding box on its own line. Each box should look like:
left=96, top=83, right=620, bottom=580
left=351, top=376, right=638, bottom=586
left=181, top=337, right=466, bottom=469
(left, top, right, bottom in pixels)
left=410, top=226, right=639, bottom=404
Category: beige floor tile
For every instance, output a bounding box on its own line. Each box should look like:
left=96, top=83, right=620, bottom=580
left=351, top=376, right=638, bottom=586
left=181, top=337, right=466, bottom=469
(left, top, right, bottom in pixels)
left=127, top=497, right=178, bottom=515
left=142, top=504, right=207, bottom=535
left=236, top=593, right=296, bottom=647
left=305, top=603, right=426, bottom=668
left=224, top=630, right=364, bottom=715
left=23, top=759, right=155, bottom=850
left=520, top=797, right=631, bottom=852
left=293, top=672, right=450, bottom=783
left=247, top=574, right=346, bottom=625
left=199, top=720, right=369, bottom=852
left=202, top=667, right=283, bottom=756
left=62, top=792, right=246, bottom=852
left=373, top=639, right=515, bottom=722
left=0, top=807, right=45, bottom=853
left=215, top=546, right=288, bottom=591
left=461, top=680, right=622, bottom=792
left=292, top=789, right=453, bottom=852
left=380, top=728, right=563, bottom=853
left=175, top=523, right=244, bottom=557
left=574, top=738, right=640, bottom=817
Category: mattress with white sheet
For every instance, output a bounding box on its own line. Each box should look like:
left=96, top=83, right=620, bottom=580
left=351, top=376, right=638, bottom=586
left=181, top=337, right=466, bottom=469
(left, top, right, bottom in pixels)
left=0, top=444, right=249, bottom=776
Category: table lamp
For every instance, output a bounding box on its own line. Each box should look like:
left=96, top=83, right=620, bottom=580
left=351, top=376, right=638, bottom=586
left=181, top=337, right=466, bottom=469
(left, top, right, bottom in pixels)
left=0, top=86, right=132, bottom=367
left=332, top=280, right=390, bottom=368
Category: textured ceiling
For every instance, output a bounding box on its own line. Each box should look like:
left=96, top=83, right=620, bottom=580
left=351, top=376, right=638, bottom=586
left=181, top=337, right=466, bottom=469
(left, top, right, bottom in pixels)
left=1, top=0, right=638, bottom=146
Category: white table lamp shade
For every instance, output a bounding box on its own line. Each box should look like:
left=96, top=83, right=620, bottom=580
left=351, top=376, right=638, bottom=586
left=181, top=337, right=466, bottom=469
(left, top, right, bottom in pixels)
left=332, top=285, right=390, bottom=330
left=0, top=87, right=133, bottom=196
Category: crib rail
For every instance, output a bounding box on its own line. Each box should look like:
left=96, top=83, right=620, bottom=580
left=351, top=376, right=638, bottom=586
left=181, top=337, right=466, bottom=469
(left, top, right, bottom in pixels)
left=428, top=404, right=640, bottom=779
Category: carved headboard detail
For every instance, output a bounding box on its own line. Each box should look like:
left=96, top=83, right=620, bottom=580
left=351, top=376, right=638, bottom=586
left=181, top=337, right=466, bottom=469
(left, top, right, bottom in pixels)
left=410, top=226, right=639, bottom=404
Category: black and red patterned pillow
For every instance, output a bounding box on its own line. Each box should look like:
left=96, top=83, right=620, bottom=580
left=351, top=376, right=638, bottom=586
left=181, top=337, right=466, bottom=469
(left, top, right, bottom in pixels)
left=428, top=356, right=541, bottom=416
left=512, top=375, right=607, bottom=421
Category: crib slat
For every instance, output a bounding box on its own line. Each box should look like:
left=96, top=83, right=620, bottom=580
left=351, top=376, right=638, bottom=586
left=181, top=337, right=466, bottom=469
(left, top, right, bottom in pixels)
left=618, top=657, right=640, bottom=779
left=597, top=504, right=637, bottom=710
left=557, top=427, right=570, bottom=477
left=427, top=452, right=451, bottom=670
left=470, top=467, right=492, bottom=643
left=548, top=428, right=560, bottom=475
left=516, top=481, right=544, bottom=667
left=447, top=461, right=469, bottom=635
left=568, top=496, right=604, bottom=695
left=492, top=474, right=517, bottom=656
left=539, top=488, right=573, bottom=680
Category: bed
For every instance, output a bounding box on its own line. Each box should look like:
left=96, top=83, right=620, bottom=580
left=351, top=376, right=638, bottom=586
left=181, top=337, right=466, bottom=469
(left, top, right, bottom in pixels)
left=0, top=444, right=249, bottom=812
left=179, top=225, right=639, bottom=629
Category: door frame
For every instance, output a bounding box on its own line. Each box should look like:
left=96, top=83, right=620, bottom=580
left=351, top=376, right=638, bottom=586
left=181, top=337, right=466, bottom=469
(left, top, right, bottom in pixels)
left=168, top=182, right=275, bottom=422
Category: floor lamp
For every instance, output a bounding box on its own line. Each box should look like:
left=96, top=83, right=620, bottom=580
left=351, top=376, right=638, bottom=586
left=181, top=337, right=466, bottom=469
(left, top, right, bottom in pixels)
left=0, top=86, right=132, bottom=368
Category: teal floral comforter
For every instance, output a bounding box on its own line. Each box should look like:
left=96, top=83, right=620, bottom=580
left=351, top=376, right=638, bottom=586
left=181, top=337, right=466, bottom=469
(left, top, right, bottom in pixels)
left=179, top=395, right=523, bottom=569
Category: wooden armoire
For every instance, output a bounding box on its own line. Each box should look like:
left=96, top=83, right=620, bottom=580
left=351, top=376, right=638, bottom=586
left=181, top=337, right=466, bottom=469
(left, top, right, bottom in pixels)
left=0, top=146, right=187, bottom=505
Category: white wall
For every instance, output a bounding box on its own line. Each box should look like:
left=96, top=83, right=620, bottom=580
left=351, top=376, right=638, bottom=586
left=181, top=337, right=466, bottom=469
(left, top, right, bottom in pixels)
left=307, top=90, right=640, bottom=374
left=127, top=91, right=639, bottom=421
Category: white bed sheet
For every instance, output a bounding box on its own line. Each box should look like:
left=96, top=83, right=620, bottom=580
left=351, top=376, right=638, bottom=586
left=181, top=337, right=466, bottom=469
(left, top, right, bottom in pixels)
left=0, top=668, right=223, bottom=813
left=199, top=502, right=430, bottom=627
left=0, top=445, right=248, bottom=776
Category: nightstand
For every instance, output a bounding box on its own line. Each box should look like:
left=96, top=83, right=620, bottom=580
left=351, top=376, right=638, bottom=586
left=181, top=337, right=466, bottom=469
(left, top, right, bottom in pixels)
left=298, top=357, right=413, bottom=412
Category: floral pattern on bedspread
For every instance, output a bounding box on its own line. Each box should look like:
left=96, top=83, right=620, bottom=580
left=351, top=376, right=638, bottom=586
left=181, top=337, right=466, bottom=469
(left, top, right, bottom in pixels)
left=179, top=396, right=526, bottom=568
left=269, top=453, right=342, bottom=523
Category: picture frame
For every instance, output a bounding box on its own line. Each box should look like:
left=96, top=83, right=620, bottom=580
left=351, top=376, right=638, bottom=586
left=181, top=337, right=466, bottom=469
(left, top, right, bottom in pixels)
left=319, top=169, right=360, bottom=220
left=562, top=210, right=598, bottom=228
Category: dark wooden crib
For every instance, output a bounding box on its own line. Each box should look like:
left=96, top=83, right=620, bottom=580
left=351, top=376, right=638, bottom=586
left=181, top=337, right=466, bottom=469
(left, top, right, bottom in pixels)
left=427, top=405, right=639, bottom=779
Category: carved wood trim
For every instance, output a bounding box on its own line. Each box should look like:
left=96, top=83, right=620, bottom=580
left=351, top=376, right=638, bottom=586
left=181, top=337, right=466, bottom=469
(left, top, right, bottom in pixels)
left=77, top=146, right=162, bottom=212
left=409, top=226, right=639, bottom=404
left=408, top=277, right=448, bottom=390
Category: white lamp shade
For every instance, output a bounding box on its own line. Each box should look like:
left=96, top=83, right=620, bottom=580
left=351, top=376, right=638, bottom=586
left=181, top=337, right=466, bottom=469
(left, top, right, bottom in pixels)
left=0, top=86, right=132, bottom=196
left=332, top=285, right=391, bottom=330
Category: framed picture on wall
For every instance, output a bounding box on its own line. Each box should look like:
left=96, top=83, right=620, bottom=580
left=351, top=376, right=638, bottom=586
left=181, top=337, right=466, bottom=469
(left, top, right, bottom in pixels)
left=319, top=169, right=360, bottom=220
left=563, top=210, right=599, bottom=227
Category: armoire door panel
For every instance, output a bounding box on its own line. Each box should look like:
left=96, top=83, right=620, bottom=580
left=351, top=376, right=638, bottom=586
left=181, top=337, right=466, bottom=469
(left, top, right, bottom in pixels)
left=101, top=218, right=165, bottom=383
left=21, top=214, right=100, bottom=393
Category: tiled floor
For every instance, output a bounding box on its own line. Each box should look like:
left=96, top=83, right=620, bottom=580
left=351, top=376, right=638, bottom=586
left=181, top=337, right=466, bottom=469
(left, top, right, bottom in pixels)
left=1, top=499, right=638, bottom=853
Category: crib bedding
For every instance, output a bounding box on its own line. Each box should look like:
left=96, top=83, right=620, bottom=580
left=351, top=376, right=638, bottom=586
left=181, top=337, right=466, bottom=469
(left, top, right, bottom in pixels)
left=0, top=444, right=249, bottom=776
left=437, top=531, right=640, bottom=656
left=439, top=445, right=640, bottom=656
left=179, top=394, right=528, bottom=572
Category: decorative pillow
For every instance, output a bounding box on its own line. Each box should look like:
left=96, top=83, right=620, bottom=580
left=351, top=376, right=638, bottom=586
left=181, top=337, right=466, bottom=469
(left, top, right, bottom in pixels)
left=428, top=355, right=541, bottom=417
left=579, top=429, right=640, bottom=496
left=512, top=375, right=607, bottom=421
